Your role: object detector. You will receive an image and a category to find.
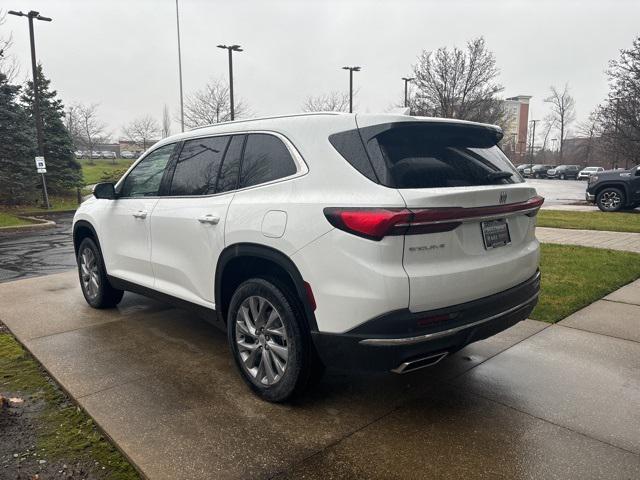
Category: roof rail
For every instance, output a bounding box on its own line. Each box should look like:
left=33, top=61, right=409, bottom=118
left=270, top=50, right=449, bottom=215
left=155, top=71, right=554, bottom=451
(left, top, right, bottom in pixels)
left=189, top=111, right=346, bottom=131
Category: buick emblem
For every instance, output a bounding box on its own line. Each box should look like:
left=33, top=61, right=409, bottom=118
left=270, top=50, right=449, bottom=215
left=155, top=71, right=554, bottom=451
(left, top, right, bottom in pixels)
left=499, top=191, right=508, bottom=204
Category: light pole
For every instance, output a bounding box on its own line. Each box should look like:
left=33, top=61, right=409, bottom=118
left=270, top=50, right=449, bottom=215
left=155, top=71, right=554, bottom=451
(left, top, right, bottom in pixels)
left=401, top=77, right=414, bottom=108
left=9, top=10, right=51, bottom=209
left=529, top=119, right=539, bottom=160
left=217, top=44, right=243, bottom=121
left=342, top=66, right=361, bottom=113
left=175, top=0, right=184, bottom=132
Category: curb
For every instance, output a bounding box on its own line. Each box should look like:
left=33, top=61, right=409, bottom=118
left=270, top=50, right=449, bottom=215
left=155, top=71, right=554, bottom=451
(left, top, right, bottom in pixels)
left=0, top=216, right=57, bottom=233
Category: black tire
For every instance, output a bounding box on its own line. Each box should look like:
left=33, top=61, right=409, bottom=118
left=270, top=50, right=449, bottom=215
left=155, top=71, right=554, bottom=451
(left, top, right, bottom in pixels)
left=77, top=237, right=124, bottom=308
left=227, top=277, right=322, bottom=402
left=596, top=187, right=625, bottom=212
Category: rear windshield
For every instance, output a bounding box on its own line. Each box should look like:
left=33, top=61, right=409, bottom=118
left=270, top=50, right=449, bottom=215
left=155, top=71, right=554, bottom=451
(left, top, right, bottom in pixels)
left=330, top=122, right=522, bottom=189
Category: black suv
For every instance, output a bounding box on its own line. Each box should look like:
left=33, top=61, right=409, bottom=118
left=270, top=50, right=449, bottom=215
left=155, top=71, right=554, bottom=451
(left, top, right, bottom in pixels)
left=528, top=164, right=556, bottom=178
left=586, top=165, right=640, bottom=211
left=547, top=165, right=580, bottom=180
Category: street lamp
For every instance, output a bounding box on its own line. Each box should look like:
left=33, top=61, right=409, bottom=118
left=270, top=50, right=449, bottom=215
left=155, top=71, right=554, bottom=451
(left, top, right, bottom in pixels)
left=528, top=119, right=539, bottom=159
left=401, top=77, right=414, bottom=108
left=175, top=0, right=184, bottom=132
left=217, top=44, right=243, bottom=121
left=8, top=10, right=52, bottom=209
left=342, top=66, right=361, bottom=113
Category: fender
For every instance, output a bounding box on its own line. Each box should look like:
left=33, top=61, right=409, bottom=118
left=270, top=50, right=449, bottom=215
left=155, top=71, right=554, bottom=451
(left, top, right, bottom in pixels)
left=72, top=220, right=102, bottom=256
left=215, top=243, right=318, bottom=331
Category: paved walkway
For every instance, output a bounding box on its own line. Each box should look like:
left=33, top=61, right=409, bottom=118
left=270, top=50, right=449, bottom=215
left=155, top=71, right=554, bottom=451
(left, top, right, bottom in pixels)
left=1, top=271, right=639, bottom=479
left=537, top=226, right=640, bottom=253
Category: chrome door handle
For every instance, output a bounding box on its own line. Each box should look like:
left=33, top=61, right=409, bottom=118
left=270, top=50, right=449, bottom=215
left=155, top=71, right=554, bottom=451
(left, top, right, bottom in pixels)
left=197, top=214, right=220, bottom=225
left=132, top=210, right=148, bottom=219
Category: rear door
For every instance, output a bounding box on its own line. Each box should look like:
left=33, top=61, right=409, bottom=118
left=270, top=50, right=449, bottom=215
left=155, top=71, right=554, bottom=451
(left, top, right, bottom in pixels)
left=150, top=134, right=244, bottom=307
left=359, top=120, right=541, bottom=312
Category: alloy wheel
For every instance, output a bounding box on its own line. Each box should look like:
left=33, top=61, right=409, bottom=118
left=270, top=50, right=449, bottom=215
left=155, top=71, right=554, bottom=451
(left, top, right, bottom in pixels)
left=80, top=247, right=100, bottom=300
left=601, top=191, right=621, bottom=209
left=235, top=295, right=289, bottom=386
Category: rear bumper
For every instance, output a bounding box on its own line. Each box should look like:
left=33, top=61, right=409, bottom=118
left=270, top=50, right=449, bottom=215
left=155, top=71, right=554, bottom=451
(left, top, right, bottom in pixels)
left=312, top=270, right=540, bottom=373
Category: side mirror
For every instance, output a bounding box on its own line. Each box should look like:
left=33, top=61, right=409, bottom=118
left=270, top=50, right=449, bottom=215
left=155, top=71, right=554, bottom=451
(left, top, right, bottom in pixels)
left=93, top=182, right=116, bottom=199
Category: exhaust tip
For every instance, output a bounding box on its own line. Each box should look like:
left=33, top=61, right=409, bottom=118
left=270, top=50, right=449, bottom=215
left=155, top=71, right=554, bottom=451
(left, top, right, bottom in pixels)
left=391, top=352, right=448, bottom=374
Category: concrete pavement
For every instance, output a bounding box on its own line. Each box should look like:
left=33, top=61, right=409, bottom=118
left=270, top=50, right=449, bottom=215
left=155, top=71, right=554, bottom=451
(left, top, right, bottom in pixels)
left=536, top=227, right=640, bottom=253
left=1, top=271, right=639, bottom=479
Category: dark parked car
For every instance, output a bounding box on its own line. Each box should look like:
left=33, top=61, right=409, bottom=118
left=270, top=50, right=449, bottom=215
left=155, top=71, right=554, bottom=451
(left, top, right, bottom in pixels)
left=526, top=164, right=556, bottom=178
left=546, top=165, right=581, bottom=180
left=586, top=165, right=640, bottom=211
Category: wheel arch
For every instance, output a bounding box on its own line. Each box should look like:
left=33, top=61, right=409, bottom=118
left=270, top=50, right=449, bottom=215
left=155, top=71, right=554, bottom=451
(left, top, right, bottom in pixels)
left=215, top=243, right=318, bottom=332
left=72, top=220, right=102, bottom=256
left=594, top=182, right=631, bottom=204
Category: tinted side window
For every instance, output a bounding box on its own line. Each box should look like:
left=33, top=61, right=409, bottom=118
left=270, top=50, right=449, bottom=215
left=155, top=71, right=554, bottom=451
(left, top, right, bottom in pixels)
left=120, top=144, right=174, bottom=197
left=239, top=134, right=297, bottom=189
left=217, top=134, right=244, bottom=193
left=169, top=136, right=230, bottom=196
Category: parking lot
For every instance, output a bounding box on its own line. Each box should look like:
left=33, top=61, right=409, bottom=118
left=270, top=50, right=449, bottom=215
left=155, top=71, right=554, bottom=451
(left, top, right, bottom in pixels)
left=1, top=271, right=639, bottom=479
left=2, top=179, right=639, bottom=479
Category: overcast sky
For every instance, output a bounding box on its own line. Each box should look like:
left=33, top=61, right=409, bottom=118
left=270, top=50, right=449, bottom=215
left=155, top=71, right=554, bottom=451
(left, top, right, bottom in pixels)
left=4, top=0, right=640, bottom=139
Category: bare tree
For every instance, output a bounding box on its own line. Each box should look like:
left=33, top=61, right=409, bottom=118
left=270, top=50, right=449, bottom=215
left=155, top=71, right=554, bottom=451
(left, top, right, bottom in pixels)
left=0, top=10, right=20, bottom=82
left=122, top=115, right=160, bottom=152
left=161, top=104, right=171, bottom=138
left=411, top=37, right=506, bottom=125
left=183, top=79, right=247, bottom=128
left=302, top=91, right=351, bottom=112
left=71, top=103, right=108, bottom=164
left=595, top=36, right=640, bottom=168
left=544, top=84, right=576, bottom=160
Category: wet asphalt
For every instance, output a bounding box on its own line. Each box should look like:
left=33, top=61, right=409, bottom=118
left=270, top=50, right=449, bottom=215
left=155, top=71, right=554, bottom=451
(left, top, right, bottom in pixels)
left=0, top=212, right=76, bottom=283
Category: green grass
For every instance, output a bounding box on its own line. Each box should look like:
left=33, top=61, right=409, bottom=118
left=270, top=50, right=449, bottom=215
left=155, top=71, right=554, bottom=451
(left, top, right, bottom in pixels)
left=0, top=212, right=36, bottom=228
left=81, top=159, right=133, bottom=185
left=0, top=332, right=140, bottom=479
left=531, top=244, right=640, bottom=322
left=538, top=210, right=640, bottom=233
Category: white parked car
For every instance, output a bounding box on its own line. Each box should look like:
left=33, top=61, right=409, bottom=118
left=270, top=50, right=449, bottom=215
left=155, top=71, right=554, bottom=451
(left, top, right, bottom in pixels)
left=72, top=113, right=543, bottom=401
left=101, top=151, right=117, bottom=159
left=121, top=150, right=135, bottom=159
left=577, top=166, right=604, bottom=180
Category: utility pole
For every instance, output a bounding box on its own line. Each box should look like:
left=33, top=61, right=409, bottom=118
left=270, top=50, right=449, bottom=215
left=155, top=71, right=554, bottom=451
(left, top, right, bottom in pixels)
left=342, top=66, right=361, bottom=113
left=175, top=0, right=184, bottom=132
left=217, top=44, right=243, bottom=121
left=401, top=77, right=414, bottom=109
left=529, top=119, right=539, bottom=160
left=9, top=10, right=51, bottom=209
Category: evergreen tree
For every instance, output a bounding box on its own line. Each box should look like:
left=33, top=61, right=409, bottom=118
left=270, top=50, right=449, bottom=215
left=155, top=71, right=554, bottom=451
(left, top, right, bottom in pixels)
left=0, top=72, right=37, bottom=204
left=21, top=65, right=83, bottom=193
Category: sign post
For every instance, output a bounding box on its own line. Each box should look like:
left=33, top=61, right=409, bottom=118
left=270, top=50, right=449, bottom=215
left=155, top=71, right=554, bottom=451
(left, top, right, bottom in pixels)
left=35, top=156, right=50, bottom=209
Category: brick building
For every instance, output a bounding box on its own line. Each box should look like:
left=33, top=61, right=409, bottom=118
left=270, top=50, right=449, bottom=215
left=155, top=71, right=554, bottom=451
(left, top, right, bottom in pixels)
left=502, top=95, right=531, bottom=164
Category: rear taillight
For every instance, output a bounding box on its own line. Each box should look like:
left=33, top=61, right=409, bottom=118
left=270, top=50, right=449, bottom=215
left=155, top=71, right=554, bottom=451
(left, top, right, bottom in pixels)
left=324, top=196, right=544, bottom=241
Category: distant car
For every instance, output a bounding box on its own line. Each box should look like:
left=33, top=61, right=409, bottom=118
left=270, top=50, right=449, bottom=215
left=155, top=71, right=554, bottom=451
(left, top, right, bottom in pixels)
left=74, top=151, right=84, bottom=159
left=516, top=164, right=533, bottom=175
left=90, top=151, right=101, bottom=159
left=528, top=164, right=556, bottom=179
left=577, top=166, right=604, bottom=180
left=121, top=151, right=135, bottom=159
left=546, top=165, right=581, bottom=180
left=586, top=165, right=640, bottom=211
left=101, top=151, right=117, bottom=159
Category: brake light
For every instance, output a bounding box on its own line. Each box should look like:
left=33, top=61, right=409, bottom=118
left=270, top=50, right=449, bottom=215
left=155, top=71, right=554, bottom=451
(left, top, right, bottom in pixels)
left=324, top=196, right=544, bottom=241
left=324, top=208, right=411, bottom=240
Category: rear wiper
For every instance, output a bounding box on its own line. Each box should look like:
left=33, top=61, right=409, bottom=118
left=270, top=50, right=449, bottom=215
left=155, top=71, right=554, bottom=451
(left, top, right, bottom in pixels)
left=486, top=171, right=513, bottom=182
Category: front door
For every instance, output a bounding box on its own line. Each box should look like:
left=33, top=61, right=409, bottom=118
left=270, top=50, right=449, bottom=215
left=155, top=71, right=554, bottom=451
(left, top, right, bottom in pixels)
left=99, top=144, right=175, bottom=288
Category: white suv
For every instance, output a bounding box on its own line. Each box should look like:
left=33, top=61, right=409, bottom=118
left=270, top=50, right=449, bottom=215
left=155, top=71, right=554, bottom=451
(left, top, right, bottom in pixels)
left=73, top=113, right=543, bottom=402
